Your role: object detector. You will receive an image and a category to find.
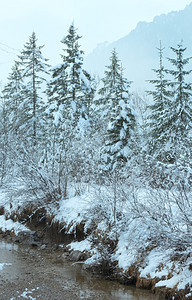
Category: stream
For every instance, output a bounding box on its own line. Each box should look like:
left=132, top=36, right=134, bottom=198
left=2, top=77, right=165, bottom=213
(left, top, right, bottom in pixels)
left=0, top=240, right=160, bottom=300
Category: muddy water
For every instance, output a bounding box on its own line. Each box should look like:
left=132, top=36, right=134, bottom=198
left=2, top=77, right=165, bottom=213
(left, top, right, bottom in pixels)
left=0, top=241, right=159, bottom=300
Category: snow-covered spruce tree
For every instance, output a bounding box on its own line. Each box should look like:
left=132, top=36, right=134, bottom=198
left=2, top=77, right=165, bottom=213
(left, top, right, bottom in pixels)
left=1, top=61, right=30, bottom=140
left=166, top=42, right=192, bottom=187
left=146, top=43, right=173, bottom=163
left=99, top=50, right=136, bottom=173
left=98, top=51, right=136, bottom=223
left=18, top=32, right=49, bottom=149
left=94, top=49, right=123, bottom=171
left=60, top=23, right=94, bottom=129
left=0, top=61, right=38, bottom=184
left=46, top=23, right=95, bottom=196
left=166, top=42, right=192, bottom=163
left=144, top=44, right=173, bottom=186
left=47, top=23, right=94, bottom=133
left=0, top=34, right=58, bottom=202
left=146, top=42, right=192, bottom=187
left=96, top=49, right=122, bottom=128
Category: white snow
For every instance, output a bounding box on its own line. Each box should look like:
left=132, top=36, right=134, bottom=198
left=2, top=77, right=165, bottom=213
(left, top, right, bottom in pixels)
left=0, top=263, right=12, bottom=270
left=138, top=246, right=192, bottom=292
left=14, top=287, right=40, bottom=300
left=155, top=261, right=192, bottom=291
left=0, top=215, right=30, bottom=236
left=139, top=248, right=172, bottom=279
left=54, top=191, right=93, bottom=233
left=113, top=232, right=138, bottom=269
left=68, top=239, right=91, bottom=252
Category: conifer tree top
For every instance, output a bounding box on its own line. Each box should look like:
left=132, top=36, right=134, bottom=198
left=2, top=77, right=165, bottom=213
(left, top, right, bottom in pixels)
left=61, top=23, right=84, bottom=63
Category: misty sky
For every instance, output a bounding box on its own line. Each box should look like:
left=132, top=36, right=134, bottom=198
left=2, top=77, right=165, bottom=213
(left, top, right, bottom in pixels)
left=0, top=0, right=191, bottom=82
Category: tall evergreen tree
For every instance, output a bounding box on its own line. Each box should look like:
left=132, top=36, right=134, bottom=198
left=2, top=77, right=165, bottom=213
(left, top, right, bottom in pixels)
left=18, top=32, right=49, bottom=147
left=146, top=43, right=173, bottom=163
left=61, top=23, right=94, bottom=128
left=2, top=61, right=30, bottom=139
left=99, top=50, right=136, bottom=171
left=0, top=61, right=34, bottom=180
left=97, top=49, right=122, bottom=125
left=47, top=23, right=93, bottom=129
left=146, top=42, right=192, bottom=187
left=167, top=42, right=192, bottom=157
left=46, top=24, right=94, bottom=195
left=47, top=23, right=94, bottom=135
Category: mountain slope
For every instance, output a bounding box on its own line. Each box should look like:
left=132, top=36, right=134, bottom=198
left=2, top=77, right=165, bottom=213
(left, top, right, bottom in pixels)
left=84, top=2, right=192, bottom=90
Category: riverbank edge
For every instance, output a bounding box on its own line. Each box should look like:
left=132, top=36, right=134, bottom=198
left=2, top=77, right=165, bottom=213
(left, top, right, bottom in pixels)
left=1, top=204, right=191, bottom=300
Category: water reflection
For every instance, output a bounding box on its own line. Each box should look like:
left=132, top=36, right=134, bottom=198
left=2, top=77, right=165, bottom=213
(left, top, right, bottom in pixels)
left=60, top=262, right=158, bottom=300
left=0, top=240, right=18, bottom=251
left=0, top=240, right=159, bottom=300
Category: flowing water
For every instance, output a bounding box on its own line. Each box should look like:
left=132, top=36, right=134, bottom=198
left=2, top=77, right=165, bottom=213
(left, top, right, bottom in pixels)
left=0, top=240, right=160, bottom=300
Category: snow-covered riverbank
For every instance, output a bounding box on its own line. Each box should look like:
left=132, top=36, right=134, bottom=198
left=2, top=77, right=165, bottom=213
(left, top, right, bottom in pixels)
left=0, top=184, right=192, bottom=299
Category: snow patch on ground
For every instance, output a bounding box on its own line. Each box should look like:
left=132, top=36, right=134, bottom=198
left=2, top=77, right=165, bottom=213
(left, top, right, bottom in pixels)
left=113, top=232, right=138, bottom=269
left=0, top=215, right=30, bottom=236
left=155, top=261, right=192, bottom=291
left=85, top=249, right=101, bottom=266
left=139, top=247, right=192, bottom=292
left=0, top=263, right=12, bottom=270
left=139, top=248, right=172, bottom=279
left=10, top=287, right=40, bottom=300
left=68, top=239, right=92, bottom=252
left=54, top=191, right=95, bottom=233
